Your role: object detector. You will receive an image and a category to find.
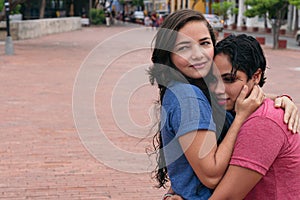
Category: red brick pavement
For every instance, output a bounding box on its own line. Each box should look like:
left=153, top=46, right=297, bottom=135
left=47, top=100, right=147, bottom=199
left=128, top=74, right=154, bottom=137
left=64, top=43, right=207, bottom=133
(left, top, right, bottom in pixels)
left=0, top=23, right=165, bottom=199
left=0, top=22, right=299, bottom=199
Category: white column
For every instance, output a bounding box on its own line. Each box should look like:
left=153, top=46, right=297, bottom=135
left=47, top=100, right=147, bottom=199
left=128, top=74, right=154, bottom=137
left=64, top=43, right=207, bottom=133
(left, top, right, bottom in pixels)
left=287, top=5, right=293, bottom=31
left=177, top=0, right=180, bottom=10
left=237, top=0, right=245, bottom=27
left=171, top=0, right=175, bottom=12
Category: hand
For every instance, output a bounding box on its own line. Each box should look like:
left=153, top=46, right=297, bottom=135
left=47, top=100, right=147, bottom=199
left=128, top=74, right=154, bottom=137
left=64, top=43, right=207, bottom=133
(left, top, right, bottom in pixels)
left=234, top=85, right=264, bottom=121
left=274, top=96, right=299, bottom=133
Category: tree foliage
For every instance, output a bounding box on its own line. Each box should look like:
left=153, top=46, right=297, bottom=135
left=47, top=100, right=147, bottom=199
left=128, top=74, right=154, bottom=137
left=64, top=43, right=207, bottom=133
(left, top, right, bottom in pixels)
left=0, top=0, right=27, bottom=21
left=244, top=0, right=291, bottom=49
left=289, top=0, right=300, bottom=8
left=89, top=8, right=105, bottom=24
left=132, top=0, right=144, bottom=7
left=212, top=1, right=237, bottom=25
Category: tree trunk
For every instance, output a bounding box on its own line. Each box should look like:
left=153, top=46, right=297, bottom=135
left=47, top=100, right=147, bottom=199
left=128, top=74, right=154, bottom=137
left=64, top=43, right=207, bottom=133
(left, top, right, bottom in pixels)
left=272, top=23, right=280, bottom=49
left=39, top=0, right=46, bottom=19
left=272, top=3, right=288, bottom=49
left=294, top=9, right=299, bottom=33
left=264, top=14, right=268, bottom=29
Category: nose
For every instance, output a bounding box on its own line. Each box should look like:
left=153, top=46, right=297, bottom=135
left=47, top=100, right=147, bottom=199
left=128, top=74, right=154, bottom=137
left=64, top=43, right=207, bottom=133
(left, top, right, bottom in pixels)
left=191, top=44, right=205, bottom=60
left=210, top=77, right=225, bottom=95
left=214, top=79, right=225, bottom=95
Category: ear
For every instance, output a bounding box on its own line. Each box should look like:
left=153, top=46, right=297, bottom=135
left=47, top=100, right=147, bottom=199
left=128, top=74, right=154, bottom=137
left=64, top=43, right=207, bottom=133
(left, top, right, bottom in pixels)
left=252, top=68, right=262, bottom=84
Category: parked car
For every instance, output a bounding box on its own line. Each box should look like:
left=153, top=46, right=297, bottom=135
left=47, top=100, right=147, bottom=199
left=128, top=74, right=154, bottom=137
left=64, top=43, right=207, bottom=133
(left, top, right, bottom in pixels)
left=131, top=11, right=145, bottom=24
left=296, top=30, right=300, bottom=46
left=156, top=10, right=169, bottom=18
left=203, top=14, right=224, bottom=32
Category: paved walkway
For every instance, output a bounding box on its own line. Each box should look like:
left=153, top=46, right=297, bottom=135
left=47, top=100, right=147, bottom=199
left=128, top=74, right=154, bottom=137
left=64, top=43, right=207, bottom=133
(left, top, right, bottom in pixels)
left=0, top=22, right=299, bottom=199
left=222, top=26, right=300, bottom=51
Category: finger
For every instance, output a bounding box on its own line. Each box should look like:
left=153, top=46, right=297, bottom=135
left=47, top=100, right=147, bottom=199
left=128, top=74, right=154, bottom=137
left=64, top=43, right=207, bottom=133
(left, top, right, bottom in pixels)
left=287, top=108, right=297, bottom=131
left=297, top=115, right=300, bottom=133
left=292, top=114, right=299, bottom=134
left=236, top=85, right=248, bottom=103
left=246, top=85, right=258, bottom=100
left=274, top=97, right=283, bottom=108
left=288, top=115, right=294, bottom=131
left=247, top=85, right=263, bottom=105
left=284, top=107, right=293, bottom=124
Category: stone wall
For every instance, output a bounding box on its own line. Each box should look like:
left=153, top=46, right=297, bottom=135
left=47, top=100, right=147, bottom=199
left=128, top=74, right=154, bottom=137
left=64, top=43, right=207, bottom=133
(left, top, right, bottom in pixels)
left=0, top=17, right=82, bottom=40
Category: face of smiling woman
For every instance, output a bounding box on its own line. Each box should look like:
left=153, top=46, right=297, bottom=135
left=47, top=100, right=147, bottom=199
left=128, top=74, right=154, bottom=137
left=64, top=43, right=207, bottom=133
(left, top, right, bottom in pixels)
left=213, top=53, right=261, bottom=111
left=170, top=21, right=214, bottom=79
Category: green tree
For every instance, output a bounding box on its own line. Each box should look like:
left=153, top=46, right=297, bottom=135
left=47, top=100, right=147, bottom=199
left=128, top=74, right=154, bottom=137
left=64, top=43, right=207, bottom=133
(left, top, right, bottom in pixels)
left=0, top=0, right=27, bottom=21
left=212, top=1, right=237, bottom=25
left=132, top=0, right=144, bottom=10
left=244, top=0, right=269, bottom=28
left=289, top=0, right=300, bottom=7
left=289, top=0, right=300, bottom=32
left=244, top=0, right=300, bottom=49
left=89, top=8, right=105, bottom=25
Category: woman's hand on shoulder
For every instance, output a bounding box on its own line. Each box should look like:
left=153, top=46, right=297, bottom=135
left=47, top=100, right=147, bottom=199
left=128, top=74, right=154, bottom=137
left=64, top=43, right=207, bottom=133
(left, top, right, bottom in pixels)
left=274, top=95, right=299, bottom=133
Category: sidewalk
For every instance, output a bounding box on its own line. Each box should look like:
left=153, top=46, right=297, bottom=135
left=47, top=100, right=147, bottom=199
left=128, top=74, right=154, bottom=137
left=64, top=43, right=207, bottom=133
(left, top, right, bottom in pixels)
left=221, top=26, right=300, bottom=50
left=224, top=26, right=296, bottom=38
left=0, top=22, right=299, bottom=199
left=0, top=23, right=166, bottom=199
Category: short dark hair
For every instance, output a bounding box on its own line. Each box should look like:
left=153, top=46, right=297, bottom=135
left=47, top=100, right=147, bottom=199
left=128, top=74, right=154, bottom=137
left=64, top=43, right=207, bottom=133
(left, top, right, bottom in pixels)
left=215, top=34, right=267, bottom=87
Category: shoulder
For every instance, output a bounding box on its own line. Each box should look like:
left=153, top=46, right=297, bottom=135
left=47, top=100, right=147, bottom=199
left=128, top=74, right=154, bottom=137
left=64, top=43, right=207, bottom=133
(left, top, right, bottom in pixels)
left=247, top=98, right=285, bottom=126
left=165, top=81, right=207, bottom=100
left=162, top=81, right=212, bottom=113
left=240, top=98, right=288, bottom=139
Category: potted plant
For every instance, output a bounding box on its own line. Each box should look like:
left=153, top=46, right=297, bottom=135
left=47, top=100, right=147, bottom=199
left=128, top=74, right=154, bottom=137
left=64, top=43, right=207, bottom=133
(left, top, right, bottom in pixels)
left=231, top=23, right=237, bottom=30
left=241, top=25, right=247, bottom=31
left=240, top=18, right=247, bottom=31
left=280, top=29, right=286, bottom=35
left=278, top=39, right=287, bottom=48
left=255, top=36, right=265, bottom=45
left=252, top=26, right=259, bottom=32
left=265, top=27, right=272, bottom=33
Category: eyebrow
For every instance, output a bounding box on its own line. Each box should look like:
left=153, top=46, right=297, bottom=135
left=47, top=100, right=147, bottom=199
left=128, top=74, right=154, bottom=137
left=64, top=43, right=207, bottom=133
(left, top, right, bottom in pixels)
left=221, top=73, right=233, bottom=77
left=199, top=37, right=211, bottom=42
left=174, top=41, right=190, bottom=47
left=175, top=37, right=211, bottom=47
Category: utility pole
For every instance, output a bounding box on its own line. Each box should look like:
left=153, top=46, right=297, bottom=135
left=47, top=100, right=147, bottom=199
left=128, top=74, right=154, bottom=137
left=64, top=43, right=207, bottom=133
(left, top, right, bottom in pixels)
left=4, top=0, right=14, bottom=55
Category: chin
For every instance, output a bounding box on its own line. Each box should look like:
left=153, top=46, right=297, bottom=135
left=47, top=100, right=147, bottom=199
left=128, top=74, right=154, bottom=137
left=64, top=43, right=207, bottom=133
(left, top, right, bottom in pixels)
left=225, top=105, right=234, bottom=111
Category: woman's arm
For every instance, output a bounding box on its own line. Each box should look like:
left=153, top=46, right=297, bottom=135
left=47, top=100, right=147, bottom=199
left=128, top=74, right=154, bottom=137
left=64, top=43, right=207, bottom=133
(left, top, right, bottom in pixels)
left=178, top=85, right=264, bottom=189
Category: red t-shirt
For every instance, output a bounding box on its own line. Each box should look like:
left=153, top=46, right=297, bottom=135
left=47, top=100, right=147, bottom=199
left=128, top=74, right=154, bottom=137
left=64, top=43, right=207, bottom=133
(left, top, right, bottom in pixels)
left=230, top=98, right=300, bottom=199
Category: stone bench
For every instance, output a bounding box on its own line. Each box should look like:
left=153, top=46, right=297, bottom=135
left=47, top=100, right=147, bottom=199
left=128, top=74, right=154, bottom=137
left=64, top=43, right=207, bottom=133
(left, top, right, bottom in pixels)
left=0, top=17, right=82, bottom=40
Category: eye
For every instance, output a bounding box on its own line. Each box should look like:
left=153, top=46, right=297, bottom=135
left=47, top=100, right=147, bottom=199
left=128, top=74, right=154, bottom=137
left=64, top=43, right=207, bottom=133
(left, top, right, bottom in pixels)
left=177, top=45, right=190, bottom=51
left=222, top=74, right=237, bottom=83
left=200, top=41, right=211, bottom=46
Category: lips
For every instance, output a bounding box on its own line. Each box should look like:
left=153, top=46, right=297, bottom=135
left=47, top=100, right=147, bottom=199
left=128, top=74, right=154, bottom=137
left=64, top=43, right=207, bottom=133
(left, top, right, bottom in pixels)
left=190, top=62, right=207, bottom=69
left=216, top=97, right=228, bottom=106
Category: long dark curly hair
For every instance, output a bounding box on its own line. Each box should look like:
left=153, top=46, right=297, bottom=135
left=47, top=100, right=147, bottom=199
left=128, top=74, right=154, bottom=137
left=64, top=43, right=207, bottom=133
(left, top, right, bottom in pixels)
left=147, top=9, right=231, bottom=189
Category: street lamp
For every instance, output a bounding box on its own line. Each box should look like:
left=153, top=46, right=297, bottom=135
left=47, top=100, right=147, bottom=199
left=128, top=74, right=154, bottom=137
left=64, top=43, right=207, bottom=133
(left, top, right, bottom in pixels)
left=4, top=0, right=14, bottom=55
